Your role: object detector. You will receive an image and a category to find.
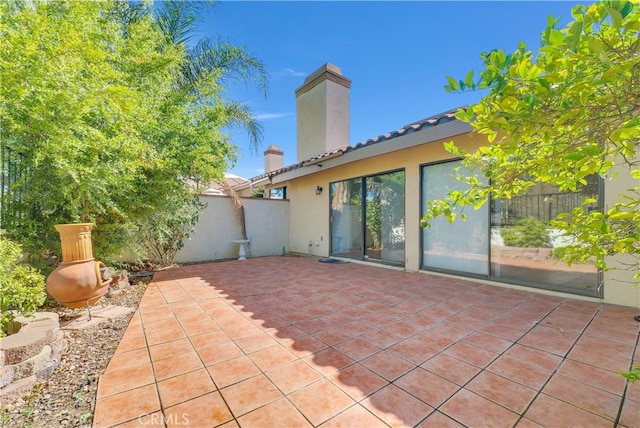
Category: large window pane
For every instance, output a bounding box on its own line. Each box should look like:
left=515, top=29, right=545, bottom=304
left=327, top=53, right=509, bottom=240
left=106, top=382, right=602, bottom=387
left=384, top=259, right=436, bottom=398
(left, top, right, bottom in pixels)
left=422, top=161, right=489, bottom=275
left=491, top=176, right=600, bottom=296
left=330, top=179, right=362, bottom=258
left=365, top=171, right=405, bottom=264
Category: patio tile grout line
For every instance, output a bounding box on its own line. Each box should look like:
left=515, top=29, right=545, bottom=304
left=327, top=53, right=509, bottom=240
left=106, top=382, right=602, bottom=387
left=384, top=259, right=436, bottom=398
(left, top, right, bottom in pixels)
left=159, top=272, right=332, bottom=427
left=410, top=298, right=562, bottom=427
left=511, top=303, right=617, bottom=427
left=113, top=264, right=635, bottom=428
left=613, top=325, right=640, bottom=427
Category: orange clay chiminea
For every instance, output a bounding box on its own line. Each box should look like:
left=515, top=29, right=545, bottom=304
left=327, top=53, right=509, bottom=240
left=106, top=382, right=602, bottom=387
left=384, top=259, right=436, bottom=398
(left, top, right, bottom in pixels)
left=46, top=223, right=111, bottom=308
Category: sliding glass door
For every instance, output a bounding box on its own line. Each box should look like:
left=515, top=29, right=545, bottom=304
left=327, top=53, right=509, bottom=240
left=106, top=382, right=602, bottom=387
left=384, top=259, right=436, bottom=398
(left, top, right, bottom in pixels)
left=330, top=170, right=405, bottom=265
left=420, top=160, right=601, bottom=297
left=422, top=160, right=489, bottom=276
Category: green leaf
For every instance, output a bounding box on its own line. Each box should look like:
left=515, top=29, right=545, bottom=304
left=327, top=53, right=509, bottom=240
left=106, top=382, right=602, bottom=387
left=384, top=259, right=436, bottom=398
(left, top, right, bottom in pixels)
left=446, top=76, right=458, bottom=91
left=548, top=29, right=565, bottom=46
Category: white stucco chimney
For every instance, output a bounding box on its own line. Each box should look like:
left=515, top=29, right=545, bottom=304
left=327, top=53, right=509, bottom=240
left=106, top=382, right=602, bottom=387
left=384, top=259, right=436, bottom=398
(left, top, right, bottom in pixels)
left=295, top=63, right=351, bottom=163
left=264, top=144, right=284, bottom=173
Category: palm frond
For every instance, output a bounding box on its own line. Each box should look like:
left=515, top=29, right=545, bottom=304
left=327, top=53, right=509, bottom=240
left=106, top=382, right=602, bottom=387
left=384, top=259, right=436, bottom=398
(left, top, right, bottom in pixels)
left=220, top=101, right=264, bottom=153
left=155, top=1, right=202, bottom=46
left=188, top=37, right=269, bottom=97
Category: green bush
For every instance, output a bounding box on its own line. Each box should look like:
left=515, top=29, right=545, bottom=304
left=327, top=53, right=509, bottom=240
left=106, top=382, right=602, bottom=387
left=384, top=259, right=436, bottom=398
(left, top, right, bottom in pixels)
left=501, top=217, right=552, bottom=248
left=0, top=238, right=47, bottom=337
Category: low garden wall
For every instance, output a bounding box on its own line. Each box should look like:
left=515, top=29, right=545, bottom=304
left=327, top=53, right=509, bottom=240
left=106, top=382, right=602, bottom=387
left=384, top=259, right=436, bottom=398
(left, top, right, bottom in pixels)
left=0, top=313, right=65, bottom=404
left=174, top=195, right=289, bottom=263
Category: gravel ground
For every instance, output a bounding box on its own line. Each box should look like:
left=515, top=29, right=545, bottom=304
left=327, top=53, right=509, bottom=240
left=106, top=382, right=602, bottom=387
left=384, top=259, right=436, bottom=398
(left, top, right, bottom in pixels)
left=1, top=273, right=152, bottom=428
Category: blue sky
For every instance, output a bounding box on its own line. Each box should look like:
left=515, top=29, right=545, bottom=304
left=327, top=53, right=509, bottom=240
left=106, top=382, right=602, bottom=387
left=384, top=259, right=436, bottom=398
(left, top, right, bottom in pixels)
left=195, top=1, right=581, bottom=179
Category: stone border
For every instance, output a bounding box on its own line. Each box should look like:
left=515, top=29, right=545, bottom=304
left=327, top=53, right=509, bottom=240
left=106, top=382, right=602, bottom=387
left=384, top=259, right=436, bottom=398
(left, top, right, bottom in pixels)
left=0, top=312, right=65, bottom=404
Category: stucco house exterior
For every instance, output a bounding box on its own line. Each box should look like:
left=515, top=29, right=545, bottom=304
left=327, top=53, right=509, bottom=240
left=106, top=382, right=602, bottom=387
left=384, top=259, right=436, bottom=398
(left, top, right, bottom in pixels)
left=239, top=63, right=639, bottom=309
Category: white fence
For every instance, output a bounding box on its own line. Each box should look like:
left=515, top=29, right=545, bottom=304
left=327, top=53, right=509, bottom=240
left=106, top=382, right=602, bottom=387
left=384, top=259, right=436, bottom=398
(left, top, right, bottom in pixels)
left=174, top=195, right=289, bottom=263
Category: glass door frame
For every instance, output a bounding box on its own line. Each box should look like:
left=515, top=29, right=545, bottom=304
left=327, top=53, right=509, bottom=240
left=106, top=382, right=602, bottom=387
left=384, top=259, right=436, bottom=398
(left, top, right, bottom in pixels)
left=329, top=168, right=406, bottom=267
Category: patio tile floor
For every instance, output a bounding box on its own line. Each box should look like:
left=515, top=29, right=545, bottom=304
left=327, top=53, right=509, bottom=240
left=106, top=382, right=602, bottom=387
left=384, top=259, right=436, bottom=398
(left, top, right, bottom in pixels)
left=93, top=256, right=640, bottom=427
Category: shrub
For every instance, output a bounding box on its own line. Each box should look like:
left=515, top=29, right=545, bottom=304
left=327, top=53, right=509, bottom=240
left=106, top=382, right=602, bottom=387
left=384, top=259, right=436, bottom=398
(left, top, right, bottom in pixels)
left=501, top=217, right=552, bottom=248
left=137, top=193, right=206, bottom=266
left=0, top=238, right=47, bottom=337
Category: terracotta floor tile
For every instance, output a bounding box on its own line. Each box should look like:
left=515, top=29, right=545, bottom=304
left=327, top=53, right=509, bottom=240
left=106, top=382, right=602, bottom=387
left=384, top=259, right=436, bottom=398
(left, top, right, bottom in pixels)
left=480, top=321, right=528, bottom=342
left=395, top=367, right=459, bottom=407
left=440, top=389, right=519, bottom=428
left=329, top=363, right=388, bottom=401
left=143, top=316, right=181, bottom=334
left=206, top=355, right=261, bottom=388
left=97, top=363, right=155, bottom=398
left=387, top=337, right=438, bottom=365
left=487, top=355, right=553, bottom=390
left=443, top=341, right=498, bottom=368
left=320, top=404, right=387, bottom=428
left=148, top=337, right=194, bottom=362
left=571, top=334, right=635, bottom=359
left=287, top=334, right=329, bottom=357
left=223, top=319, right=264, bottom=339
left=618, top=397, right=640, bottom=428
left=95, top=257, right=638, bottom=428
left=288, top=379, right=356, bottom=426
left=518, top=325, right=577, bottom=356
left=152, top=350, right=203, bottom=381
left=265, top=359, right=322, bottom=394
left=234, top=332, right=278, bottom=354
left=305, top=348, right=355, bottom=376
left=334, top=338, right=382, bottom=361
left=360, top=350, right=415, bottom=382
left=567, top=346, right=633, bottom=373
left=140, top=309, right=176, bottom=325
left=157, top=368, right=216, bottom=408
left=514, top=418, right=545, bottom=428
left=462, top=331, right=513, bottom=354
left=236, top=397, right=312, bottom=428
left=274, top=324, right=308, bottom=340
left=93, top=384, right=160, bottom=427
left=162, top=391, right=232, bottom=428
left=249, top=344, right=297, bottom=371
left=416, top=411, right=465, bottom=428
left=144, top=325, right=185, bottom=347
left=466, top=371, right=537, bottom=413
left=421, top=353, right=481, bottom=386
left=504, top=343, right=562, bottom=371
left=189, top=329, right=231, bottom=351
left=115, top=332, right=147, bottom=353
left=542, top=375, right=621, bottom=421
left=525, top=393, right=612, bottom=427
left=169, top=301, right=202, bottom=317
left=106, top=347, right=150, bottom=372
left=220, top=374, right=282, bottom=417
left=113, top=411, right=164, bottom=427
left=362, top=384, right=434, bottom=427
left=360, top=329, right=403, bottom=349
left=197, top=341, right=245, bottom=366
left=385, top=319, right=426, bottom=337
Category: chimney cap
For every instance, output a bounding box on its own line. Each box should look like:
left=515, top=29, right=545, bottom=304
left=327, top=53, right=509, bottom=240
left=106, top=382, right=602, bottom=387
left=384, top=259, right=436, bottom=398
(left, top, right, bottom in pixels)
left=295, top=63, right=351, bottom=97
left=264, top=144, right=283, bottom=156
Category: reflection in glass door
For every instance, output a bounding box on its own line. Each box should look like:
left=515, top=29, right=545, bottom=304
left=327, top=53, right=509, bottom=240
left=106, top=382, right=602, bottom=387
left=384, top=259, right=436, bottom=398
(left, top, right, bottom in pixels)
left=330, top=179, right=362, bottom=258
left=330, top=171, right=405, bottom=265
left=364, top=171, right=405, bottom=264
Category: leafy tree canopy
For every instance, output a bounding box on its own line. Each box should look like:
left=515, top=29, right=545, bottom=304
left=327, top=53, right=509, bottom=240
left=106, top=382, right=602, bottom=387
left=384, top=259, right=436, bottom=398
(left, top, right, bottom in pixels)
left=0, top=0, right=268, bottom=266
left=422, top=0, right=639, bottom=280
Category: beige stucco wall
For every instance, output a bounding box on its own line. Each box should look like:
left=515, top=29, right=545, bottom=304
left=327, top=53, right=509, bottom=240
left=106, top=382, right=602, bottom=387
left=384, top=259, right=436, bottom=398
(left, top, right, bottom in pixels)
left=175, top=195, right=289, bottom=263
left=602, top=162, right=640, bottom=308
left=273, top=130, right=483, bottom=268
left=267, top=129, right=639, bottom=308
